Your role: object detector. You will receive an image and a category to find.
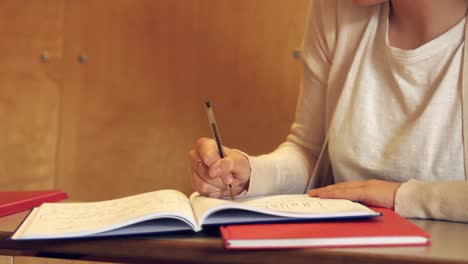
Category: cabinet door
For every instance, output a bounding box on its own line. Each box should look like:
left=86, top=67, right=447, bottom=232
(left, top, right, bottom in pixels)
left=0, top=0, right=64, bottom=190
left=0, top=256, right=12, bottom=264
left=58, top=0, right=310, bottom=200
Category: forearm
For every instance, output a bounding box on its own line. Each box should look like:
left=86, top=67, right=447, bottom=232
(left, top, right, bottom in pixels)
left=243, top=141, right=317, bottom=196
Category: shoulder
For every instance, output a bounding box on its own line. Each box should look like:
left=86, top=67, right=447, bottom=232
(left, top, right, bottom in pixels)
left=308, top=0, right=380, bottom=29
left=305, top=0, right=382, bottom=59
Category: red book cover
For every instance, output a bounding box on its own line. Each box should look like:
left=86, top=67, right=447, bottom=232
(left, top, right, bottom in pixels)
left=220, top=208, right=430, bottom=249
left=0, top=190, right=68, bottom=217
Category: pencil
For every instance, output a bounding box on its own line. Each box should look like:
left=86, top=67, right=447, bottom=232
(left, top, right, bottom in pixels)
left=204, top=100, right=235, bottom=201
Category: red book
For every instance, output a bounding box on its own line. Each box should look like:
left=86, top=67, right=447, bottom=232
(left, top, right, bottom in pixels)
left=220, top=208, right=430, bottom=249
left=0, top=190, right=68, bottom=217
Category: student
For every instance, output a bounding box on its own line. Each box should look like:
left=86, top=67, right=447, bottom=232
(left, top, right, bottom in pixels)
left=188, top=0, right=468, bottom=222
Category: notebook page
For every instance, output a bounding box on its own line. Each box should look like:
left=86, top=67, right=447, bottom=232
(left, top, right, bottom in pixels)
left=13, top=190, right=196, bottom=239
left=190, top=193, right=378, bottom=225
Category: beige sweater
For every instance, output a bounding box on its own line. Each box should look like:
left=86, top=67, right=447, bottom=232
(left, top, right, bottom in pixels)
left=244, top=0, right=468, bottom=222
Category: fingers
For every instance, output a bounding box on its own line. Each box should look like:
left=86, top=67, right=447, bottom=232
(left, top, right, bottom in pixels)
left=189, top=139, right=236, bottom=197
left=210, top=157, right=235, bottom=185
left=308, top=180, right=402, bottom=208
left=308, top=181, right=367, bottom=196
left=190, top=168, right=243, bottom=198
left=192, top=179, right=244, bottom=199
left=189, top=149, right=225, bottom=189
left=313, top=187, right=364, bottom=202
left=196, top=138, right=221, bottom=167
left=189, top=137, right=251, bottom=198
left=192, top=137, right=236, bottom=185
left=190, top=169, right=221, bottom=195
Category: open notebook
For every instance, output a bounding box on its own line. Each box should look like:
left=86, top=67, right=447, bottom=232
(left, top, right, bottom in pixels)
left=12, top=189, right=379, bottom=240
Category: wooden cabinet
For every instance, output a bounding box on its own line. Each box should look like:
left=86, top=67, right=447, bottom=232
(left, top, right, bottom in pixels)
left=0, top=256, right=12, bottom=264
left=0, top=0, right=310, bottom=200
left=0, top=0, right=64, bottom=191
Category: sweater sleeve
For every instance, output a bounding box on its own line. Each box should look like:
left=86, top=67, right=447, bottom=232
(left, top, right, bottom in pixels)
left=245, top=0, right=337, bottom=197
left=395, top=179, right=468, bottom=222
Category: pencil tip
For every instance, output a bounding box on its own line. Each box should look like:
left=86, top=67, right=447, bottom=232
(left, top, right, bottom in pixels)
left=204, top=100, right=211, bottom=108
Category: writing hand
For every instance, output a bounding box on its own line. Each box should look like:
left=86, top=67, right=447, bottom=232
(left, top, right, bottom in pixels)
left=308, top=179, right=401, bottom=208
left=188, top=138, right=251, bottom=198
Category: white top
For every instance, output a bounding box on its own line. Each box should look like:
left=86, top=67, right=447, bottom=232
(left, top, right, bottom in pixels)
left=244, top=0, right=468, bottom=222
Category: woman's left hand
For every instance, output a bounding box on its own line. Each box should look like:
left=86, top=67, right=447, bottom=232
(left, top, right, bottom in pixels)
left=308, top=179, right=402, bottom=208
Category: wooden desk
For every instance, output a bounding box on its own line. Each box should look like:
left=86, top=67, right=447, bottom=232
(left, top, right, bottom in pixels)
left=0, top=211, right=467, bottom=264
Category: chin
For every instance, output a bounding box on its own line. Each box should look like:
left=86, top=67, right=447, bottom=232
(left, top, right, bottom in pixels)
left=353, top=0, right=388, bottom=6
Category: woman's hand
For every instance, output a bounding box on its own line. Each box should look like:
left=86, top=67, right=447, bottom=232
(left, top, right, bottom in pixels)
left=308, top=179, right=402, bottom=208
left=188, top=138, right=251, bottom=198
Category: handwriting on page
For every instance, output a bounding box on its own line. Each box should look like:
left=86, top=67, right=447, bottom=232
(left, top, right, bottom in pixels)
left=26, top=190, right=192, bottom=235
left=243, top=195, right=357, bottom=214
left=250, top=200, right=325, bottom=210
